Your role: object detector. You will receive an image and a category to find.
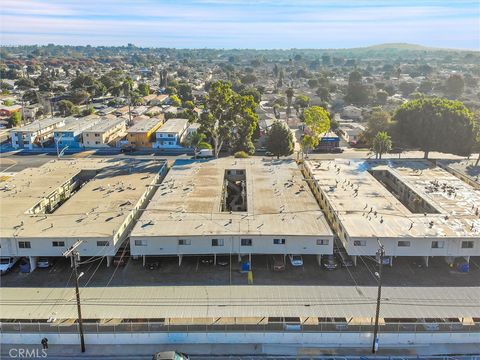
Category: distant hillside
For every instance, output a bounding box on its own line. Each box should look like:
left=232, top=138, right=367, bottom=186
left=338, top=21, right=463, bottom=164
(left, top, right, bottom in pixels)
left=360, top=43, right=471, bottom=52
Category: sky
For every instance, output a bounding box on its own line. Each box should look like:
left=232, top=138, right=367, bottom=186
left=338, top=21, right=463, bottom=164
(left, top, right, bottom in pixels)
left=1, top=0, right=479, bottom=50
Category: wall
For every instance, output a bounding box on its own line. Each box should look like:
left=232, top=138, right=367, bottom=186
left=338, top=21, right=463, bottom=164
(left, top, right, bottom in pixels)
left=130, top=235, right=333, bottom=256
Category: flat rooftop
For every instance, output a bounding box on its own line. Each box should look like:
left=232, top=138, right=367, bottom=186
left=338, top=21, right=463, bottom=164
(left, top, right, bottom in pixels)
left=132, top=158, right=332, bottom=238
left=438, top=159, right=480, bottom=186
left=54, top=117, right=100, bottom=133
left=127, top=117, right=163, bottom=133
left=157, top=118, right=188, bottom=133
left=83, top=118, right=125, bottom=133
left=0, top=158, right=166, bottom=239
left=13, top=117, right=65, bottom=132
left=304, top=159, right=480, bottom=239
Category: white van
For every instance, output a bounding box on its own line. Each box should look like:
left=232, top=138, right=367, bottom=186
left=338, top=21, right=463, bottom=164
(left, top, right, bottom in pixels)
left=0, top=257, right=18, bottom=275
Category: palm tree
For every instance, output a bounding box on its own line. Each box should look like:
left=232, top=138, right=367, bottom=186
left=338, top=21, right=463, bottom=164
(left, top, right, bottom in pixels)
left=372, top=131, right=392, bottom=159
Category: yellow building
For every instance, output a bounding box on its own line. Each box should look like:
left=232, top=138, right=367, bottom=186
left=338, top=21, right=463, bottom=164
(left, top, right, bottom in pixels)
left=126, top=116, right=164, bottom=148
left=83, top=118, right=127, bottom=148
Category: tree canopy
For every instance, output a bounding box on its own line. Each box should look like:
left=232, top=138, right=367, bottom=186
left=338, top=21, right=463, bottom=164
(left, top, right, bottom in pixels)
left=372, top=131, right=392, bottom=159
left=361, top=108, right=392, bottom=146
left=393, top=97, right=476, bottom=158
left=303, top=106, right=331, bottom=139
left=266, top=121, right=294, bottom=159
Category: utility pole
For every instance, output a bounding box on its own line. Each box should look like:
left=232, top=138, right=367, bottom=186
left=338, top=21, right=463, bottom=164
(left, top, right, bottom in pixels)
left=372, top=239, right=385, bottom=354
left=63, top=240, right=86, bottom=353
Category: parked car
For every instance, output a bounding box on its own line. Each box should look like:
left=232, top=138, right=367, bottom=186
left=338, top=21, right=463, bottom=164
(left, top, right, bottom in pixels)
left=335, top=250, right=353, bottom=267
left=0, top=257, right=18, bottom=274
left=37, top=257, right=51, bottom=268
left=270, top=255, right=286, bottom=271
left=288, top=254, right=303, bottom=267
left=196, top=149, right=213, bottom=158
left=329, top=147, right=344, bottom=153
left=152, top=351, right=190, bottom=360
left=120, top=145, right=135, bottom=153
left=321, top=255, right=339, bottom=270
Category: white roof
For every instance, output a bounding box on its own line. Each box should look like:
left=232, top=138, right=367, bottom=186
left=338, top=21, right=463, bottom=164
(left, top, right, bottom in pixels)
left=157, top=118, right=188, bottom=134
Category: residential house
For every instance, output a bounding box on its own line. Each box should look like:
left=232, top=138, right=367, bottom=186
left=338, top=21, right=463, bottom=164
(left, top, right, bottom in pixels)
left=126, top=116, right=164, bottom=149
left=153, top=118, right=189, bottom=149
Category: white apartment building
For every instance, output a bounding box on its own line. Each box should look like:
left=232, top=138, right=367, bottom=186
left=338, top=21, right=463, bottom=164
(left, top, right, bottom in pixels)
left=130, top=158, right=333, bottom=264
left=11, top=117, right=66, bottom=149
left=153, top=118, right=189, bottom=149
left=303, top=159, right=480, bottom=266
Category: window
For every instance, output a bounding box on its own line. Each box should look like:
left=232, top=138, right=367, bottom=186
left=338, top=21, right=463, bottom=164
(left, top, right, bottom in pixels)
left=212, top=239, right=224, bottom=247
left=316, top=239, right=329, bottom=245
left=135, top=240, right=147, bottom=246
left=178, top=239, right=191, bottom=246
left=19, top=241, right=31, bottom=249
left=273, top=238, right=286, bottom=245
left=354, top=240, right=366, bottom=246
left=241, top=238, right=252, bottom=246
left=97, top=241, right=109, bottom=247
left=52, top=241, right=65, bottom=247
left=95, top=133, right=100, bottom=137
left=431, top=241, right=444, bottom=249
left=398, top=240, right=411, bottom=247
left=462, top=241, right=474, bottom=249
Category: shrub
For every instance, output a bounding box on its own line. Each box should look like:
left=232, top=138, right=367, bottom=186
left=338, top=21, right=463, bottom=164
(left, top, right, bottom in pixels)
left=234, top=151, right=249, bottom=158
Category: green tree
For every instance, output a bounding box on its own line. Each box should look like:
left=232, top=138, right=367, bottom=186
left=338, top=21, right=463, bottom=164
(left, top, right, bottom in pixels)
left=81, top=106, right=95, bottom=116
left=14, top=78, right=35, bottom=90
left=138, top=83, right=150, bottom=96
left=345, top=70, right=370, bottom=105
left=294, top=95, right=310, bottom=114
left=169, top=94, right=182, bottom=107
left=9, top=111, right=21, bottom=127
left=184, top=131, right=207, bottom=158
left=399, top=81, right=417, bottom=97
left=184, top=100, right=195, bottom=110
left=393, top=97, right=476, bottom=159
left=301, top=134, right=317, bottom=157
left=445, top=74, right=464, bottom=99
left=3, top=99, right=14, bottom=106
left=285, top=88, right=294, bottom=117
left=372, top=131, right=392, bottom=159
left=266, top=121, right=294, bottom=159
left=240, top=87, right=261, bottom=103
left=376, top=90, right=389, bottom=105
left=177, top=83, right=193, bottom=102
left=69, top=89, right=90, bottom=105
left=316, top=87, right=331, bottom=103
left=58, top=100, right=78, bottom=116
left=361, top=108, right=392, bottom=146
left=303, top=106, right=330, bottom=139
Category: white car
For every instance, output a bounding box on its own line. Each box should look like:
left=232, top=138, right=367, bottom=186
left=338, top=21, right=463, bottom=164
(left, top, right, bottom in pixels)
left=37, top=257, right=51, bottom=268
left=0, top=257, right=18, bottom=274
left=288, top=254, right=304, bottom=267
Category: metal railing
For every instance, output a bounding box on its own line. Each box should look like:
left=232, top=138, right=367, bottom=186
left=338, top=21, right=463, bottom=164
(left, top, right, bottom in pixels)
left=2, top=321, right=479, bottom=335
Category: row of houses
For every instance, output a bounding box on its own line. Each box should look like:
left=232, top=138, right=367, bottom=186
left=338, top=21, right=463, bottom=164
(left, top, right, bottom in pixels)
left=11, top=115, right=193, bottom=150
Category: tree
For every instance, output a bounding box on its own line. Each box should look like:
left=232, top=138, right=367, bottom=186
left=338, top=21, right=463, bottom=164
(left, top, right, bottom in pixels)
left=266, top=121, right=294, bottom=159
left=9, top=111, right=21, bottom=127
left=285, top=88, right=294, bottom=117
left=372, top=131, right=392, bottom=159
left=301, top=134, right=317, bottom=157
left=393, top=97, right=476, bottom=159
left=294, top=95, right=310, bottom=114
left=184, top=131, right=207, bottom=158
left=362, top=108, right=392, bottom=146
left=69, top=89, right=90, bottom=105
left=240, top=87, right=261, bottom=103
left=177, top=83, right=193, bottom=102
left=169, top=94, right=182, bottom=107
left=200, top=81, right=258, bottom=157
left=445, top=74, right=464, bottom=98
left=399, top=81, right=417, bottom=97
left=184, top=100, right=195, bottom=110
left=303, top=106, right=330, bottom=139
left=138, top=83, right=150, bottom=96
left=14, top=78, right=35, bottom=90
left=345, top=70, right=370, bottom=105
left=81, top=107, right=95, bottom=117
left=376, top=90, right=389, bottom=105
left=316, top=87, right=331, bottom=103
left=308, top=79, right=319, bottom=88
left=58, top=100, right=78, bottom=116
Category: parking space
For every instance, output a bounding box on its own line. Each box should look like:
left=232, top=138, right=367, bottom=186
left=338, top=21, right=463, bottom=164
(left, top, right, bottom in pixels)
left=1, top=254, right=479, bottom=289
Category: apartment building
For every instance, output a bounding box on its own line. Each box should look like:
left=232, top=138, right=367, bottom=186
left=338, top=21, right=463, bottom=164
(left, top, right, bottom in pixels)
left=83, top=118, right=126, bottom=148
left=126, top=116, right=164, bottom=149
left=11, top=117, right=66, bottom=149
left=53, top=117, right=100, bottom=148
left=0, top=158, right=168, bottom=271
left=130, top=158, right=333, bottom=264
left=303, top=159, right=480, bottom=266
left=153, top=118, right=189, bottom=149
